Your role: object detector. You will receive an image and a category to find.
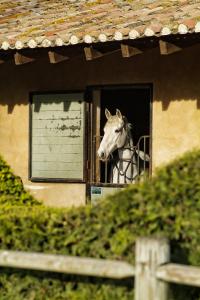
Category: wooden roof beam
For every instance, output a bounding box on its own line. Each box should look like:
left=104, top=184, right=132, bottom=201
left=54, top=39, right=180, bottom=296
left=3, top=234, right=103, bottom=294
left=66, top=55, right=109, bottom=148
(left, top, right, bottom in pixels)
left=159, top=40, right=182, bottom=55
left=14, top=52, right=35, bottom=65
left=84, top=46, right=103, bottom=61
left=48, top=51, right=69, bottom=64
left=121, top=44, right=142, bottom=58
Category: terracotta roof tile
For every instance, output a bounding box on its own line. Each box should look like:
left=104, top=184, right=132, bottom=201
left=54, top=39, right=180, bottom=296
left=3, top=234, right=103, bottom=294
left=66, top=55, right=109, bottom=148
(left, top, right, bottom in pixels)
left=0, top=0, right=200, bottom=50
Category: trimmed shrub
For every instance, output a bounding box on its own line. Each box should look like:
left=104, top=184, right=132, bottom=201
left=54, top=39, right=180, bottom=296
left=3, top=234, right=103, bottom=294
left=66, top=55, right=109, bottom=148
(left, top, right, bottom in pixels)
left=0, top=156, right=41, bottom=206
left=0, top=150, right=200, bottom=299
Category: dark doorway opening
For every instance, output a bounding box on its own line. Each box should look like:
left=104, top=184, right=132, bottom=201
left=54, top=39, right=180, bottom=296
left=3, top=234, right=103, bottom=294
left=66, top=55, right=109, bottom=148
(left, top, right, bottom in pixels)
left=99, top=85, right=151, bottom=183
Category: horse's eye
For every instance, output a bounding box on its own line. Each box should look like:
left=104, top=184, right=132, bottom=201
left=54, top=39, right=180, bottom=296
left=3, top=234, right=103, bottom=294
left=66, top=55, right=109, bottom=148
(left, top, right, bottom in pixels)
left=115, top=129, right=120, bottom=133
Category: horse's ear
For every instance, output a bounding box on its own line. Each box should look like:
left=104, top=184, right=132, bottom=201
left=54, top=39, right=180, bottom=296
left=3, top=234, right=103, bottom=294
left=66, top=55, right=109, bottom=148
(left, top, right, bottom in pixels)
left=105, top=108, right=111, bottom=120
left=116, top=109, right=122, bottom=119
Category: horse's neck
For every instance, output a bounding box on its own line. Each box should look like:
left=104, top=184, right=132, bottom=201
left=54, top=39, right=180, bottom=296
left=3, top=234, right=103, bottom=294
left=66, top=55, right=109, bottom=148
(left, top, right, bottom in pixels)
left=112, top=131, right=137, bottom=184
left=118, top=133, right=134, bottom=160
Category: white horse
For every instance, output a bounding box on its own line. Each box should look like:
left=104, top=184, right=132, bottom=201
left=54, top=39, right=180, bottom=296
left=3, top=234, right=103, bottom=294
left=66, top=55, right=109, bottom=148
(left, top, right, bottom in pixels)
left=97, top=108, right=149, bottom=184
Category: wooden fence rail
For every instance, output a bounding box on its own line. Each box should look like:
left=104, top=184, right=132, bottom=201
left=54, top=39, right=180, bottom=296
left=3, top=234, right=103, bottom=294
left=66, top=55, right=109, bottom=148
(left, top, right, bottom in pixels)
left=0, top=250, right=135, bottom=279
left=0, top=237, right=200, bottom=300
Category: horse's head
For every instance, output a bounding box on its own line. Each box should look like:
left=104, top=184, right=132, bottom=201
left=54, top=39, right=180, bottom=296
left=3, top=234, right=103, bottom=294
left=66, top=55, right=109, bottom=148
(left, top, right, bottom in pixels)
left=97, top=108, right=128, bottom=161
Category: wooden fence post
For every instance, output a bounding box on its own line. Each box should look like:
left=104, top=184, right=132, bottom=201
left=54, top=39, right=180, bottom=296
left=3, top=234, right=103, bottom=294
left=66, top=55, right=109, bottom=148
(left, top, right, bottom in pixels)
left=135, top=237, right=170, bottom=300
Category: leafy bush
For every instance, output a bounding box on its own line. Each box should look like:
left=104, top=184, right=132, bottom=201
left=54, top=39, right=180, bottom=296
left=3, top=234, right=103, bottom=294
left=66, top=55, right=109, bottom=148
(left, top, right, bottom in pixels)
left=0, top=156, right=41, bottom=206
left=0, top=150, right=200, bottom=299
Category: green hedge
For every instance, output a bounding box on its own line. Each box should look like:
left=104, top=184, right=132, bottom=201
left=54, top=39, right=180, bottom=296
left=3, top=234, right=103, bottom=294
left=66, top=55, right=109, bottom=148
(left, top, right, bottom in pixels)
left=0, top=156, right=41, bottom=206
left=0, top=150, right=200, bottom=299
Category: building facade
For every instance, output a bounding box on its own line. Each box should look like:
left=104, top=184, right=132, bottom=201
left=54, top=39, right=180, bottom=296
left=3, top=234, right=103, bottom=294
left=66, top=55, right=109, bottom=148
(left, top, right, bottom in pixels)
left=0, top=1, right=200, bottom=206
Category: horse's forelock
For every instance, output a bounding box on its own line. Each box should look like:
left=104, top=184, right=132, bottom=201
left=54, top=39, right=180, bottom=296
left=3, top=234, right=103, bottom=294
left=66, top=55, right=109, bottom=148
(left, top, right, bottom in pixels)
left=104, top=115, right=132, bottom=132
left=105, top=115, right=123, bottom=125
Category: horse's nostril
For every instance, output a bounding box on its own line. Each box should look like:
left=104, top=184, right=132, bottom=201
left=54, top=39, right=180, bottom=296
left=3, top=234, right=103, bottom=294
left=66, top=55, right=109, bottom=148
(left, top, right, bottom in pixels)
left=99, top=152, right=105, bottom=159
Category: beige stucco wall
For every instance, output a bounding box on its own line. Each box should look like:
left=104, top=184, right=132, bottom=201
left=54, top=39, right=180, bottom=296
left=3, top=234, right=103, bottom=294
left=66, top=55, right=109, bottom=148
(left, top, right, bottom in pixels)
left=153, top=100, right=200, bottom=169
left=0, top=43, right=200, bottom=206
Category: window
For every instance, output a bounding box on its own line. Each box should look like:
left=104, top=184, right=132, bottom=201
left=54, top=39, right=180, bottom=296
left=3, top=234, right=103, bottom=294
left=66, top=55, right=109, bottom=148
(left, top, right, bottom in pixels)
left=90, top=85, right=152, bottom=185
left=29, top=92, right=86, bottom=182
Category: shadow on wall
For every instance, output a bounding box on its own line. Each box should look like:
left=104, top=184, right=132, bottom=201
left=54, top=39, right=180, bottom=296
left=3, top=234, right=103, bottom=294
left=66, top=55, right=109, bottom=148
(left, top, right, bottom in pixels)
left=0, top=53, right=87, bottom=114
left=149, top=43, right=200, bottom=111
left=0, top=43, right=200, bottom=113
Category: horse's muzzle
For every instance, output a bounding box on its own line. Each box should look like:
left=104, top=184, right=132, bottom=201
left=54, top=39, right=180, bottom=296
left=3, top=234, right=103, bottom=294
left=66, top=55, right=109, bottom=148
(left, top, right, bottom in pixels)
left=97, top=149, right=108, bottom=161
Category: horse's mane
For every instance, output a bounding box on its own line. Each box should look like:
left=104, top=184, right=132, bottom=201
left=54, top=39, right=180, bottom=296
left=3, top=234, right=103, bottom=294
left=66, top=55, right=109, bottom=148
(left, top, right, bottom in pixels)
left=127, top=123, right=132, bottom=131
left=123, top=116, right=132, bottom=135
